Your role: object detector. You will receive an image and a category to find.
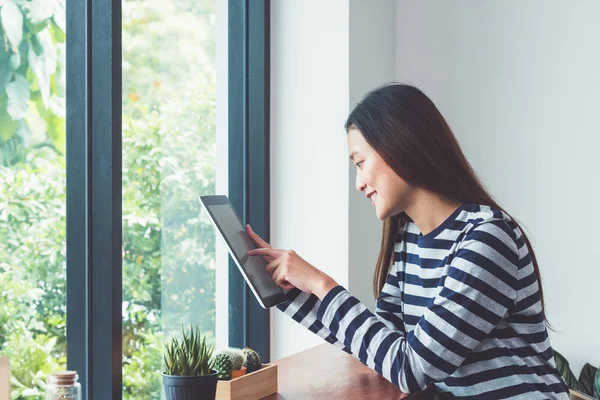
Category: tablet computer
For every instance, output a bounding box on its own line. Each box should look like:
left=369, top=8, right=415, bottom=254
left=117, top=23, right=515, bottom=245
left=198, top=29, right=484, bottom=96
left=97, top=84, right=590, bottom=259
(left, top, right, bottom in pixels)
left=200, top=195, right=288, bottom=309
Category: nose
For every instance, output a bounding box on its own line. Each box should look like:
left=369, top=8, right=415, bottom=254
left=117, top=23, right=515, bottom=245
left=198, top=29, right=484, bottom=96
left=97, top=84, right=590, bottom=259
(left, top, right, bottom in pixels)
left=355, top=170, right=366, bottom=192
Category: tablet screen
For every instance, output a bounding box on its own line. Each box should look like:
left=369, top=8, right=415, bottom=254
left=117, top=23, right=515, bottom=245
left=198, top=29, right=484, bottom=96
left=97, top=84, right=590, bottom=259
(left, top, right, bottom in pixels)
left=201, top=196, right=287, bottom=308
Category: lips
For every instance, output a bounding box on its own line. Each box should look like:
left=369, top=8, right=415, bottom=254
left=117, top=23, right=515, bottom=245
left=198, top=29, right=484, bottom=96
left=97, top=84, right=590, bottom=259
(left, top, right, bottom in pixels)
left=367, top=191, right=377, bottom=205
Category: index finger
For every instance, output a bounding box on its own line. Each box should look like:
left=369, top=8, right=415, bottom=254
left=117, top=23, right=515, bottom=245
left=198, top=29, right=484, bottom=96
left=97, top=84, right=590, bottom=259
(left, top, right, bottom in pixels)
left=247, top=247, right=284, bottom=258
left=246, top=224, right=271, bottom=248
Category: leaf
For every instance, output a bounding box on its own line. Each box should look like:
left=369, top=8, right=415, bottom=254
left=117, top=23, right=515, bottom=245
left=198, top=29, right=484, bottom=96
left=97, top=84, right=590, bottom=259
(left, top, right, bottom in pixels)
left=6, top=74, right=30, bottom=120
left=1, top=133, right=25, bottom=165
left=0, top=94, right=18, bottom=140
left=554, top=349, right=583, bottom=392
left=51, top=43, right=66, bottom=96
left=24, top=99, right=47, bottom=144
left=29, top=0, right=55, bottom=24
left=47, top=114, right=65, bottom=154
left=594, top=368, right=600, bottom=399
left=0, top=115, right=18, bottom=140
left=0, top=1, right=23, bottom=50
left=10, top=52, right=20, bottom=70
left=51, top=19, right=66, bottom=43
left=52, top=0, right=66, bottom=32
left=28, top=30, right=57, bottom=109
left=21, top=388, right=42, bottom=396
left=579, top=363, right=598, bottom=396
left=16, top=120, right=32, bottom=148
left=0, top=48, right=13, bottom=93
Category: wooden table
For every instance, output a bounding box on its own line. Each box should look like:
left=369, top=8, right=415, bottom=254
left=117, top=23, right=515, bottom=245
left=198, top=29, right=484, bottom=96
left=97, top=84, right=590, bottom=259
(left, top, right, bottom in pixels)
left=263, top=343, right=439, bottom=400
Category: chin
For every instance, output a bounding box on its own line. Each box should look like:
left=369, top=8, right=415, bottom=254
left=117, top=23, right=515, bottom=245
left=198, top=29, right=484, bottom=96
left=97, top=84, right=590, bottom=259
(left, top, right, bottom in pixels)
left=375, top=206, right=390, bottom=221
left=376, top=202, right=402, bottom=220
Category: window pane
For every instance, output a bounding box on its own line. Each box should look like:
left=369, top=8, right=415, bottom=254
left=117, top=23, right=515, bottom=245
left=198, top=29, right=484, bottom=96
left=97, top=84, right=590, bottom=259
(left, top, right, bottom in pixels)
left=121, top=0, right=226, bottom=398
left=0, top=0, right=67, bottom=398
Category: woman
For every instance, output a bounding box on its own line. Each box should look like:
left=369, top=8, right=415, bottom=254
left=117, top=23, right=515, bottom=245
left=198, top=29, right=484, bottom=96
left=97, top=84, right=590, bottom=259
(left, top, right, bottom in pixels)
left=246, top=84, right=570, bottom=399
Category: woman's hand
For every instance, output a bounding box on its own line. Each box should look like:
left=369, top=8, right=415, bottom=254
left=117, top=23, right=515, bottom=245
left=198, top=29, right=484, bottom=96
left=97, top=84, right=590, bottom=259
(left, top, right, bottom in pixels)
left=245, top=224, right=338, bottom=299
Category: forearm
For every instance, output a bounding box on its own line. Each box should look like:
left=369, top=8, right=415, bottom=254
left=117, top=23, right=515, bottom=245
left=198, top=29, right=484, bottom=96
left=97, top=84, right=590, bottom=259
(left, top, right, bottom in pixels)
left=276, top=287, right=351, bottom=354
left=316, top=286, right=423, bottom=392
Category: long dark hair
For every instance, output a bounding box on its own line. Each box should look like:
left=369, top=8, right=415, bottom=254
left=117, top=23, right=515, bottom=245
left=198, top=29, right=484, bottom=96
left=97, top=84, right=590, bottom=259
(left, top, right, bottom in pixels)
left=345, top=83, right=547, bottom=320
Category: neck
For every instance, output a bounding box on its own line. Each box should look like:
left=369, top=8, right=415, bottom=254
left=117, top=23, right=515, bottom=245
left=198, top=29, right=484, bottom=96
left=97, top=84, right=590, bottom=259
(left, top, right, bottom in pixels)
left=404, top=190, right=463, bottom=236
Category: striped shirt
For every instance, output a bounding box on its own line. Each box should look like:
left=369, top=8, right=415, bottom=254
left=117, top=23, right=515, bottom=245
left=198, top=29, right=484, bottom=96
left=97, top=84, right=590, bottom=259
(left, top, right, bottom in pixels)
left=276, top=204, right=570, bottom=399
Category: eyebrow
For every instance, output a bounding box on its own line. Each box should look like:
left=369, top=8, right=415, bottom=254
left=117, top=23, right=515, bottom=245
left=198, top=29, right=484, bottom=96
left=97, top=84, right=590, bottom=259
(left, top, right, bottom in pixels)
left=349, top=151, right=359, bottom=161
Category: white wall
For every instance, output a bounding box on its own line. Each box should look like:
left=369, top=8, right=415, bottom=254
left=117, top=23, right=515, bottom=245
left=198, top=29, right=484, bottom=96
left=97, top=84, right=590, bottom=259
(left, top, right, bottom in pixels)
left=269, top=0, right=399, bottom=361
left=270, top=0, right=351, bottom=360
left=270, top=0, right=600, bottom=370
left=348, top=0, right=397, bottom=310
left=396, top=0, right=600, bottom=375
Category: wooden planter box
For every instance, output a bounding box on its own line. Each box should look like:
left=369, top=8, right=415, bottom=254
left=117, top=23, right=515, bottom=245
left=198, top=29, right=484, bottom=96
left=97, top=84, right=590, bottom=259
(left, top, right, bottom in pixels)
left=570, top=389, right=594, bottom=400
left=216, top=363, right=277, bottom=400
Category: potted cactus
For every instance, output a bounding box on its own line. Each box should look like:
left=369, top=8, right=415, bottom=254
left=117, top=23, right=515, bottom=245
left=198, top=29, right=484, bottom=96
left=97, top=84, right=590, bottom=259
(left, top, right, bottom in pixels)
left=162, top=324, right=219, bottom=400
left=213, top=346, right=275, bottom=399
left=212, top=348, right=245, bottom=380
left=242, top=347, right=262, bottom=373
left=211, top=346, right=263, bottom=382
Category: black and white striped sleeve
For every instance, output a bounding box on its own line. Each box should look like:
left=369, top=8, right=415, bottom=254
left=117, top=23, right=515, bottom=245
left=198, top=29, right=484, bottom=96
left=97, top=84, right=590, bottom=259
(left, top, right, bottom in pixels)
left=276, top=288, right=352, bottom=354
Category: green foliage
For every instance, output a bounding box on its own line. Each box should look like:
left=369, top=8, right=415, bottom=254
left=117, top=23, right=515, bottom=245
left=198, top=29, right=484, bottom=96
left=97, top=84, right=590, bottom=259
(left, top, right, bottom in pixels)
left=580, top=363, right=598, bottom=398
left=0, top=158, right=66, bottom=400
left=0, top=264, right=64, bottom=399
left=0, top=0, right=66, bottom=166
left=242, top=347, right=262, bottom=373
left=163, top=325, right=214, bottom=377
left=121, top=328, right=164, bottom=399
left=1, top=0, right=218, bottom=399
left=554, top=349, right=600, bottom=399
left=554, top=350, right=583, bottom=392
left=593, top=368, right=600, bottom=398
left=121, top=1, right=217, bottom=397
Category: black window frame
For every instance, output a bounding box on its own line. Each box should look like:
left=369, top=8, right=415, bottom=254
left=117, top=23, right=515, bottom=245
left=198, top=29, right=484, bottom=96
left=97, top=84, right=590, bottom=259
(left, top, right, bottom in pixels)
left=66, top=0, right=271, bottom=398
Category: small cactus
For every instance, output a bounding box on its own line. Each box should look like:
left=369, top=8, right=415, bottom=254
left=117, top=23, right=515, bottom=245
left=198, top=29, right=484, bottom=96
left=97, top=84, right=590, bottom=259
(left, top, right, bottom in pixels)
left=211, top=353, right=233, bottom=380
left=222, top=348, right=244, bottom=370
left=211, top=348, right=245, bottom=380
left=242, top=347, right=262, bottom=373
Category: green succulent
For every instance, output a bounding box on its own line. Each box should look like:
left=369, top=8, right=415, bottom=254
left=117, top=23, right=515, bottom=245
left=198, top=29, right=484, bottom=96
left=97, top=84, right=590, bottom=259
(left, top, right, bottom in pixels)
left=242, top=347, right=262, bottom=373
left=212, top=353, right=233, bottom=380
left=221, top=348, right=244, bottom=370
left=163, top=324, right=214, bottom=376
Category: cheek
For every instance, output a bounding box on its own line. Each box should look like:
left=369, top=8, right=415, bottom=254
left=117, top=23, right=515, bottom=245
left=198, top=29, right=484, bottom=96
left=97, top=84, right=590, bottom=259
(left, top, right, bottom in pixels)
left=378, top=171, right=410, bottom=204
left=373, top=169, right=393, bottom=195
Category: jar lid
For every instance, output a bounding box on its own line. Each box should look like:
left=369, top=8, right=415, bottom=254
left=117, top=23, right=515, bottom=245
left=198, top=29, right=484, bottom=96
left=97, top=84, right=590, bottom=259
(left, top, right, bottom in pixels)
left=49, top=371, right=78, bottom=386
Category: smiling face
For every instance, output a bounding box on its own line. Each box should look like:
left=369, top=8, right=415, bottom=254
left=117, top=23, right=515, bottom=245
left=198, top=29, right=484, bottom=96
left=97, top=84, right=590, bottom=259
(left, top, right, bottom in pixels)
left=347, top=127, right=415, bottom=220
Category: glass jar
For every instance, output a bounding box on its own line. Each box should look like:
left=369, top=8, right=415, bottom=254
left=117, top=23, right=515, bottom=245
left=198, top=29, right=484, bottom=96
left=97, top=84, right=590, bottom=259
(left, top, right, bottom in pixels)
left=46, top=371, right=81, bottom=400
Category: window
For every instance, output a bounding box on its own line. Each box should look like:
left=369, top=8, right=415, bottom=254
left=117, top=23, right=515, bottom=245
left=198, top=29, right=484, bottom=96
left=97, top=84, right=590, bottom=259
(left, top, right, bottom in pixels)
left=0, top=0, right=268, bottom=398
left=69, top=0, right=268, bottom=399
left=0, top=1, right=67, bottom=398
left=121, top=1, right=225, bottom=397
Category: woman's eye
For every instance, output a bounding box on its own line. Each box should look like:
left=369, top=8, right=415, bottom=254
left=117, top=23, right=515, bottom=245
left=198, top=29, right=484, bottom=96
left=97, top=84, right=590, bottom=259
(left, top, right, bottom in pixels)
left=356, top=161, right=363, bottom=169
